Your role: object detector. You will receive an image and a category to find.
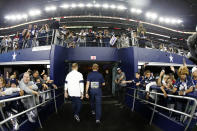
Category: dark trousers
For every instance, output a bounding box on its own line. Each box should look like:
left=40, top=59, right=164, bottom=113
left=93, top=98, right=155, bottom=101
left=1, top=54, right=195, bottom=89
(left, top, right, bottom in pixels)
left=70, top=97, right=82, bottom=116
left=175, top=99, right=187, bottom=121
left=90, top=88, right=102, bottom=120
left=118, top=86, right=126, bottom=105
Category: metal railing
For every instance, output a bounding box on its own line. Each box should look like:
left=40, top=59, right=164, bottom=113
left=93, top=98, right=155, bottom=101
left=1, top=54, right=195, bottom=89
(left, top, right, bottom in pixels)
left=0, top=89, right=63, bottom=131
left=126, top=87, right=197, bottom=131
left=0, top=29, right=189, bottom=54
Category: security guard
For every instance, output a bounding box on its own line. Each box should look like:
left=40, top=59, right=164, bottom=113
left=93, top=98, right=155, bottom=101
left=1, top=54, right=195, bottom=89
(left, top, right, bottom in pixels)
left=85, top=64, right=105, bottom=124
left=65, top=63, right=84, bottom=122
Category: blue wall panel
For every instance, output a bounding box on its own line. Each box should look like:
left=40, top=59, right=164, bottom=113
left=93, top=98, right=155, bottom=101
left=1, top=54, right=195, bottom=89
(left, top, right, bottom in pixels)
left=118, top=48, right=137, bottom=80
left=133, top=47, right=194, bottom=65
left=0, top=48, right=50, bottom=62
left=50, top=46, right=67, bottom=86
left=64, top=47, right=119, bottom=62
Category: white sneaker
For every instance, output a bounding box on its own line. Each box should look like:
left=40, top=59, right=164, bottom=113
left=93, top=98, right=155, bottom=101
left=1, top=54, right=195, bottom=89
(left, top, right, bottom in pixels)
left=74, top=115, right=80, bottom=122
left=30, top=111, right=36, bottom=118
left=12, top=119, right=19, bottom=131
left=91, top=111, right=95, bottom=115
left=8, top=112, right=19, bottom=130
left=27, top=112, right=36, bottom=123
left=96, top=120, right=101, bottom=124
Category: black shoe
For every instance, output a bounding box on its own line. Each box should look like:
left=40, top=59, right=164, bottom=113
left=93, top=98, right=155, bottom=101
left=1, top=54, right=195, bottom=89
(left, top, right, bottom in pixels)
left=119, top=105, right=124, bottom=109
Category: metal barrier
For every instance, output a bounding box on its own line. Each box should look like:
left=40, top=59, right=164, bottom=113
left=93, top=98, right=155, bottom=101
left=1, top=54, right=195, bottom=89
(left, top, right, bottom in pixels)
left=0, top=89, right=63, bottom=131
left=127, top=87, right=197, bottom=131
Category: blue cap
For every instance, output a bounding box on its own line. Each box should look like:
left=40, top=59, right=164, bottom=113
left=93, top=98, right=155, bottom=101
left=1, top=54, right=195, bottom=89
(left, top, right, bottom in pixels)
left=10, top=79, right=17, bottom=85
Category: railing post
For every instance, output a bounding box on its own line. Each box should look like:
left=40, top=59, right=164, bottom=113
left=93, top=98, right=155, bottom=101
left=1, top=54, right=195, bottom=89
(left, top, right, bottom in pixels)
left=53, top=89, right=58, bottom=114
left=132, top=88, right=137, bottom=112
left=0, top=106, right=10, bottom=129
left=33, top=95, right=43, bottom=129
left=149, top=93, right=158, bottom=125
left=181, top=100, right=190, bottom=122
left=0, top=125, right=4, bottom=131
left=184, top=100, right=197, bottom=131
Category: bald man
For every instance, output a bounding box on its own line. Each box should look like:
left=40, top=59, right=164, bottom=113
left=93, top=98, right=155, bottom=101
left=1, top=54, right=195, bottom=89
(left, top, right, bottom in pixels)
left=19, top=72, right=39, bottom=123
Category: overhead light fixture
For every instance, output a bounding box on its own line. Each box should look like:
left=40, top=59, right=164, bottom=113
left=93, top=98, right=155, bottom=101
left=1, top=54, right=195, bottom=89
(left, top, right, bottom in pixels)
left=164, top=18, right=170, bottom=23
left=110, top=5, right=116, bottom=9
left=131, top=8, right=142, bottom=14
left=94, top=3, right=101, bottom=8
left=159, top=17, right=164, bottom=22
left=29, top=9, right=41, bottom=16
left=22, top=14, right=28, bottom=19
left=16, top=15, right=23, bottom=20
left=78, top=3, right=85, bottom=8
left=9, top=15, right=17, bottom=20
left=86, top=3, right=93, bottom=8
left=177, top=19, right=183, bottom=24
left=146, top=12, right=157, bottom=20
left=45, top=6, right=57, bottom=11
left=117, top=5, right=127, bottom=10
left=102, top=3, right=109, bottom=9
left=5, top=15, right=11, bottom=20
left=170, top=19, right=177, bottom=24
left=5, top=13, right=28, bottom=20
left=71, top=3, right=77, bottom=8
left=60, top=4, right=69, bottom=9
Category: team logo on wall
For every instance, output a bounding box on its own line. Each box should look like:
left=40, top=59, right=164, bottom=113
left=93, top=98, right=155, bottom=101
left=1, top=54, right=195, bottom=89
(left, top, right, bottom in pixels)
left=12, top=52, right=17, bottom=61
left=169, top=54, right=173, bottom=63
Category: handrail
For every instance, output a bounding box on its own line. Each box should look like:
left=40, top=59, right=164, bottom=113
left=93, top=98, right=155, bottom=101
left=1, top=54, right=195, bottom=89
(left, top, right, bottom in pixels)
left=0, top=89, right=53, bottom=104
left=128, top=87, right=197, bottom=102
left=0, top=89, right=63, bottom=131
left=0, top=94, right=52, bottom=125
left=127, top=87, right=197, bottom=131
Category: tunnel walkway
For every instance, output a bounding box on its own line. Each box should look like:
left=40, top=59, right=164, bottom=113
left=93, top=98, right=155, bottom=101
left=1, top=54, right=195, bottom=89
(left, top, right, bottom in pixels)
left=36, top=98, right=162, bottom=131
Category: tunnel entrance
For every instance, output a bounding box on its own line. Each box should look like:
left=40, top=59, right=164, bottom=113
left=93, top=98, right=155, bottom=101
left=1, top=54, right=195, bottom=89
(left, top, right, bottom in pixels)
left=66, top=61, right=119, bottom=96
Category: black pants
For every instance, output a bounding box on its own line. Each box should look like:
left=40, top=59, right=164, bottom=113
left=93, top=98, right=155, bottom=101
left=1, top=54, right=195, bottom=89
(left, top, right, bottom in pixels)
left=70, top=97, right=82, bottom=116
left=118, top=86, right=126, bottom=104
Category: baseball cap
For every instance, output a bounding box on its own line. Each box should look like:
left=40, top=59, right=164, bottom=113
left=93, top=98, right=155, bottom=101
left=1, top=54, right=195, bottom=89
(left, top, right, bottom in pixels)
left=192, top=67, right=197, bottom=74
left=117, top=68, right=121, bottom=71
left=10, top=79, right=17, bottom=85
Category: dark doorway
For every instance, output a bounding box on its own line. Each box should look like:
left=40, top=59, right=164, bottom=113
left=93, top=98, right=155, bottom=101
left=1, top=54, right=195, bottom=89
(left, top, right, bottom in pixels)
left=67, top=61, right=118, bottom=96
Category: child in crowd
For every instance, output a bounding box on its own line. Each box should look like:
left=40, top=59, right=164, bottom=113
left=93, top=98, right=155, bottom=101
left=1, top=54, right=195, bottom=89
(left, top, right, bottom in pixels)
left=172, top=66, right=194, bottom=122
left=1, top=78, right=24, bottom=130
left=142, top=70, right=157, bottom=100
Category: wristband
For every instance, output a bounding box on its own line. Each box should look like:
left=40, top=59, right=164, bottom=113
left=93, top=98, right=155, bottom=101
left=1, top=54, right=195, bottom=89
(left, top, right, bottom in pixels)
left=183, top=91, right=186, bottom=96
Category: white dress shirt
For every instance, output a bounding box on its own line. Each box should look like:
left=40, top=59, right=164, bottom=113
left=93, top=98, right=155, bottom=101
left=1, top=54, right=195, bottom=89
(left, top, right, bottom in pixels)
left=64, top=70, right=84, bottom=97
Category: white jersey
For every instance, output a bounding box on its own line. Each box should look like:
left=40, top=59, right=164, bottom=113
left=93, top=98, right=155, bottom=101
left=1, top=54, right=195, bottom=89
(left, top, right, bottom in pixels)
left=65, top=70, right=84, bottom=97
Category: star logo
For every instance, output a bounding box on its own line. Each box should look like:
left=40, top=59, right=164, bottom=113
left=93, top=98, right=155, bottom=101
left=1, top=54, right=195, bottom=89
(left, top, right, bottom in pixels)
left=12, top=52, right=17, bottom=61
left=169, top=54, right=173, bottom=62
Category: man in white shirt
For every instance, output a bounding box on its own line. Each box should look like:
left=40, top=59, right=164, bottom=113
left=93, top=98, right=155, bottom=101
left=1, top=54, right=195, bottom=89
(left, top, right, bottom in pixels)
left=65, top=63, right=84, bottom=122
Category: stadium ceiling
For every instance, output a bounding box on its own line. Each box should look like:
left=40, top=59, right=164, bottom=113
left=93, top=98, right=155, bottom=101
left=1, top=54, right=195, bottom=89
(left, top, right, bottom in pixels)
left=0, top=0, right=197, bottom=31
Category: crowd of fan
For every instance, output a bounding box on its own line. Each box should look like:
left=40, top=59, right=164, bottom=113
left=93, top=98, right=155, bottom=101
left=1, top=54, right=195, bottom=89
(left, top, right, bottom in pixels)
left=0, top=69, right=57, bottom=130
left=120, top=59, right=197, bottom=124
left=0, top=23, right=189, bottom=57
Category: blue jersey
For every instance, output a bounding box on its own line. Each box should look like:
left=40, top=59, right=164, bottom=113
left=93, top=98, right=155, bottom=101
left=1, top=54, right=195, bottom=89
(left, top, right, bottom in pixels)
left=133, top=77, right=143, bottom=83
left=192, top=78, right=197, bottom=86
left=142, top=76, right=155, bottom=85
left=87, top=71, right=105, bottom=89
left=174, top=77, right=194, bottom=91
